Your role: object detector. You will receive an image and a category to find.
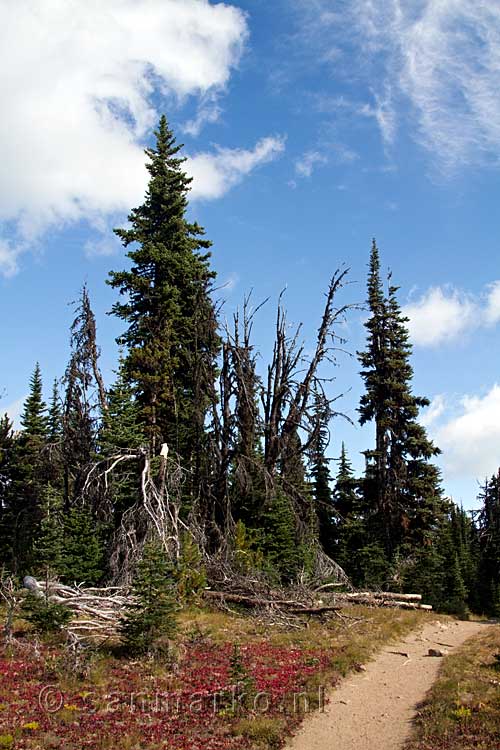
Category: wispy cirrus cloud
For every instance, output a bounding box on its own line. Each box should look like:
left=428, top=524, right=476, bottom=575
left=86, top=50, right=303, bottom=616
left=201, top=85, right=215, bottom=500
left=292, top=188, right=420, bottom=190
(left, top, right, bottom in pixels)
left=355, top=0, right=500, bottom=168
left=296, top=1, right=500, bottom=171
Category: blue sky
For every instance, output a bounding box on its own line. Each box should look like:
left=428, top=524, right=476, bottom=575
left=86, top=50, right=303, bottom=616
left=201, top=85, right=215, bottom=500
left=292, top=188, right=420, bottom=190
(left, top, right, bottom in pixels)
left=1, top=0, right=500, bottom=508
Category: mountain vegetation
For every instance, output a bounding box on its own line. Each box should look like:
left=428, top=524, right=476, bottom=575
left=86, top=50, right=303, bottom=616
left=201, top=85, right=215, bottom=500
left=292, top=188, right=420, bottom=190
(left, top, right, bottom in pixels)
left=0, top=116, right=497, bottom=621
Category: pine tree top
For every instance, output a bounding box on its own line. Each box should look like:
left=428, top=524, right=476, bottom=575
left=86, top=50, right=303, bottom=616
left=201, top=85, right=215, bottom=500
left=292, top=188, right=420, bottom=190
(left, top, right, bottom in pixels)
left=47, top=378, right=62, bottom=442
left=21, top=363, right=48, bottom=438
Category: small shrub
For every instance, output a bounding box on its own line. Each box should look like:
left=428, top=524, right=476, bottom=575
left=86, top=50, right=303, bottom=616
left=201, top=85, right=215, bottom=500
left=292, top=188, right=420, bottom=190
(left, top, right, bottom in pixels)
left=21, top=593, right=71, bottom=633
left=227, top=644, right=255, bottom=711
left=120, top=542, right=177, bottom=656
left=0, top=735, right=14, bottom=750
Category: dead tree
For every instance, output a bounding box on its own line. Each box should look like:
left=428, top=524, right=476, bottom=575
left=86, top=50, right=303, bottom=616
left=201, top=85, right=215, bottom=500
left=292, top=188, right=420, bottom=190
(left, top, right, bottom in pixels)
left=80, top=444, right=189, bottom=583
left=263, top=268, right=351, bottom=480
left=62, top=285, right=108, bottom=507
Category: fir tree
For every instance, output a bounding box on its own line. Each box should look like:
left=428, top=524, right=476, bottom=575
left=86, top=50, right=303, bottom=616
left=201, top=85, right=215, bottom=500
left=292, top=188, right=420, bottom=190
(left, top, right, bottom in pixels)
left=20, top=364, right=48, bottom=437
left=358, top=241, right=443, bottom=559
left=100, top=358, right=145, bottom=454
left=477, top=474, right=500, bottom=615
left=32, top=484, right=64, bottom=581
left=333, top=444, right=358, bottom=522
left=47, top=379, right=63, bottom=443
left=61, top=505, right=104, bottom=585
left=120, top=541, right=177, bottom=655
left=309, top=400, right=334, bottom=557
left=9, top=365, right=50, bottom=571
left=108, top=116, right=220, bottom=497
left=262, top=491, right=303, bottom=583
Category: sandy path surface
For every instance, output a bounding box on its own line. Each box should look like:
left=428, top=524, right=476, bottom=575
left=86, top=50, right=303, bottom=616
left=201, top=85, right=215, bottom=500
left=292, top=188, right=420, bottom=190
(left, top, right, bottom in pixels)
left=286, top=619, right=492, bottom=750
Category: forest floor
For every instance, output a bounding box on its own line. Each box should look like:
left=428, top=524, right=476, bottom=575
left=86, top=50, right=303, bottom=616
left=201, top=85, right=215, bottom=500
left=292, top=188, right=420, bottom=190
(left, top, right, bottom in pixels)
left=0, top=604, right=436, bottom=750
left=285, top=619, right=495, bottom=750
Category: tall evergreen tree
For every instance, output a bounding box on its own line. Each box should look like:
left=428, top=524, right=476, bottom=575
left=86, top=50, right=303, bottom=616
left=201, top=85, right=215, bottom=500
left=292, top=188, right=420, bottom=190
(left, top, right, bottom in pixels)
left=9, top=365, right=50, bottom=570
left=61, top=505, right=104, bottom=585
left=358, top=242, right=442, bottom=558
left=20, top=364, right=49, bottom=437
left=310, top=399, right=334, bottom=557
left=477, top=474, right=500, bottom=615
left=32, top=484, right=64, bottom=581
left=108, top=116, right=220, bottom=501
left=47, top=379, right=63, bottom=443
left=333, top=443, right=358, bottom=521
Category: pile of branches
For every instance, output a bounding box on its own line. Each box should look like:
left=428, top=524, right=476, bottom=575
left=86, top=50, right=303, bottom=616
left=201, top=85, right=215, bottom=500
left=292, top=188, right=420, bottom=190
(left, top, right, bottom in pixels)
left=23, top=576, right=133, bottom=642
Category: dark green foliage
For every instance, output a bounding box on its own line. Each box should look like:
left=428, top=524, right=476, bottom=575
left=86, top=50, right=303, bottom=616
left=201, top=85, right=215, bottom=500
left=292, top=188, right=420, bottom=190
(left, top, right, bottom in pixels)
left=8, top=365, right=51, bottom=571
left=120, top=542, right=177, bottom=656
left=261, top=491, right=304, bottom=583
left=100, top=358, right=145, bottom=454
left=20, top=364, right=49, bottom=437
left=232, top=520, right=265, bottom=574
left=108, top=115, right=220, bottom=490
left=309, top=397, right=335, bottom=557
left=476, top=475, right=500, bottom=616
left=47, top=379, right=63, bottom=444
left=60, top=505, right=104, bottom=585
left=32, top=485, right=64, bottom=580
left=22, top=593, right=71, bottom=633
left=400, top=507, right=469, bottom=616
left=333, top=444, right=358, bottom=521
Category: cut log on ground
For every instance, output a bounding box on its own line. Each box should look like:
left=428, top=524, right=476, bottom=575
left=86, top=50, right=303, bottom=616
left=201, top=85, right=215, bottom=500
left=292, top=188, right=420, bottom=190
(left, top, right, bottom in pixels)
left=202, top=590, right=432, bottom=612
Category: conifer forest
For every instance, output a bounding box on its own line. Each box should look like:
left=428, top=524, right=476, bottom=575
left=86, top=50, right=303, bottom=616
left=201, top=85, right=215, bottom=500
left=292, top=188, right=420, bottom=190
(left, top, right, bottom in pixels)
left=1, top=116, right=498, bottom=621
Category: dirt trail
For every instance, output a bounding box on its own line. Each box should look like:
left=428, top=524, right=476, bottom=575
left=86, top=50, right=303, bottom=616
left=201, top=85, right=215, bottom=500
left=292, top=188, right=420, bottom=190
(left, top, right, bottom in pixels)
left=286, top=619, right=492, bottom=750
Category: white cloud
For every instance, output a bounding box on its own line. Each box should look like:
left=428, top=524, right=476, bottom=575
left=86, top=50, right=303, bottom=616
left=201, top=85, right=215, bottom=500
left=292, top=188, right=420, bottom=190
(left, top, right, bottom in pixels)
left=0, top=239, right=21, bottom=278
left=403, top=286, right=477, bottom=347
left=420, top=394, right=446, bottom=429
left=360, top=85, right=397, bottom=145
left=295, top=150, right=329, bottom=178
left=484, top=281, right=500, bottom=325
left=404, top=280, right=500, bottom=346
left=351, top=0, right=500, bottom=169
left=188, top=136, right=286, bottom=200
left=183, top=97, right=223, bottom=137
left=0, top=0, right=259, bottom=275
left=436, top=385, right=500, bottom=479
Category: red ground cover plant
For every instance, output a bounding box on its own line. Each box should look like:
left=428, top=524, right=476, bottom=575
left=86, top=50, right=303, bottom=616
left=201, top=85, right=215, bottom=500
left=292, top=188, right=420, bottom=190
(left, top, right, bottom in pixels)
left=0, top=639, right=334, bottom=749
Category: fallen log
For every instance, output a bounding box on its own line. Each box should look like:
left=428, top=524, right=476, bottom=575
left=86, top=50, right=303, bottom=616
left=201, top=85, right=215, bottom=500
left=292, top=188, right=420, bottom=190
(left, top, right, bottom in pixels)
left=333, top=592, right=422, bottom=603
left=202, top=590, right=432, bottom=612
